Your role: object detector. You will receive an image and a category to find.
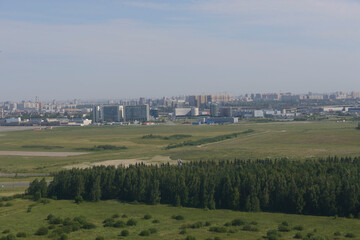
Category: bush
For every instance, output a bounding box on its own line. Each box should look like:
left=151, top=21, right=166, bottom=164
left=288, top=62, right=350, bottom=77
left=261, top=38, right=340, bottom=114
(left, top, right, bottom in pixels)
left=179, top=230, right=186, bottom=234
left=2, top=229, right=10, bottom=234
left=278, top=224, right=291, bottom=232
left=172, top=215, right=184, bottom=220
left=152, top=219, right=160, bottom=223
left=16, top=232, right=27, bottom=237
left=294, top=232, right=303, bottom=239
left=242, top=225, right=259, bottom=232
left=73, top=216, right=87, bottom=224
left=139, top=230, right=150, bottom=236
left=82, top=223, right=96, bottom=229
left=35, top=227, right=48, bottom=236
left=205, top=221, right=211, bottom=226
left=112, top=214, right=119, bottom=218
left=121, top=214, right=128, bottom=218
left=250, top=221, right=258, bottom=225
left=4, top=202, right=13, bottom=207
left=6, top=234, right=15, bottom=240
left=267, top=229, right=281, bottom=240
left=74, top=195, right=83, bottom=204
left=127, top=219, right=137, bottom=226
left=113, top=220, right=125, bottom=228
left=334, top=232, right=341, bottom=236
left=231, top=218, right=245, bottom=226
left=293, top=225, right=304, bottom=231
left=345, top=233, right=356, bottom=238
left=103, top=218, right=115, bottom=227
left=143, top=214, right=152, bottom=219
left=209, top=226, right=227, bottom=233
left=95, top=237, right=105, bottom=240
left=121, top=229, right=129, bottom=236
left=149, top=228, right=157, bottom=234
left=59, top=234, right=68, bottom=240
left=281, top=221, right=289, bottom=226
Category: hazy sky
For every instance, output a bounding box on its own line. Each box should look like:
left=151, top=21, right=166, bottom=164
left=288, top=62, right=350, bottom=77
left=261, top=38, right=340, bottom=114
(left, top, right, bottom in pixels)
left=1, top=0, right=360, bottom=101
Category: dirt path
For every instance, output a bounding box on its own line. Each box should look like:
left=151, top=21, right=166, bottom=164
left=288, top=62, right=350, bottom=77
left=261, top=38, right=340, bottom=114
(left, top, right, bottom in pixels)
left=0, top=151, right=87, bottom=157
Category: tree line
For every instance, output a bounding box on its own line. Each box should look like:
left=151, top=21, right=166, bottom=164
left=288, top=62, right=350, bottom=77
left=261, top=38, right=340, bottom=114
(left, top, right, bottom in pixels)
left=29, top=157, right=360, bottom=217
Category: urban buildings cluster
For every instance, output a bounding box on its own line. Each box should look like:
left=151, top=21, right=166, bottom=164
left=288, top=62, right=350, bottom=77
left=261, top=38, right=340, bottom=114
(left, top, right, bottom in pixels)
left=1, top=92, right=360, bottom=126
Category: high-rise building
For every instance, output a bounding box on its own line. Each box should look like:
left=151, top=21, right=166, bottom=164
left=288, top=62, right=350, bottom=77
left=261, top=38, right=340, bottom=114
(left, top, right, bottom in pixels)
left=210, top=103, right=219, bottom=117
left=102, top=105, right=123, bottom=122
left=124, top=105, right=149, bottom=122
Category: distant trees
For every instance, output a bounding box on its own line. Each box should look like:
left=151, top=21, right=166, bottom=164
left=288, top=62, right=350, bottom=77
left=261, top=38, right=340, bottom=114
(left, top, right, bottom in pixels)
left=28, top=157, right=360, bottom=217
left=357, top=122, right=360, bottom=130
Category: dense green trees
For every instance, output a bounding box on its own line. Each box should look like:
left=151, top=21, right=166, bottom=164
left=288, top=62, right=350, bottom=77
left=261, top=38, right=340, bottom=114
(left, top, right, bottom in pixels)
left=29, top=157, right=360, bottom=217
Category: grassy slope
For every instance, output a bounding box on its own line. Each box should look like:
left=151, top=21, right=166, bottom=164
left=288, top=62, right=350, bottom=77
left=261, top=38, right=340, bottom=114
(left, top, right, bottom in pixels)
left=0, top=199, right=359, bottom=240
left=0, top=121, right=359, bottom=173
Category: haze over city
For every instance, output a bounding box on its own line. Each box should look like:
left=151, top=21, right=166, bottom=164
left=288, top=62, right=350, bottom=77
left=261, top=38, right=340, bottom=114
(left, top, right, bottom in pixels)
left=1, top=0, right=360, bottom=101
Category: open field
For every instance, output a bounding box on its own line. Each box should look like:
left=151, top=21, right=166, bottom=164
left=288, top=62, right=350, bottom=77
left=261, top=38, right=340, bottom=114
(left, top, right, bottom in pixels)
left=0, top=199, right=359, bottom=240
left=0, top=151, right=87, bottom=157
left=0, top=121, right=359, bottom=173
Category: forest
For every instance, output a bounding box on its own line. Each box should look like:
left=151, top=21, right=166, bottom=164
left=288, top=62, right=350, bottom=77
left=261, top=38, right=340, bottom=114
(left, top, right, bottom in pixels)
left=28, top=157, right=360, bottom=217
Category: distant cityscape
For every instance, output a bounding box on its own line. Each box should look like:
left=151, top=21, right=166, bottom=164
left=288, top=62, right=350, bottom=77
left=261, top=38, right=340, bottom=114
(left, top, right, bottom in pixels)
left=1, top=91, right=360, bottom=126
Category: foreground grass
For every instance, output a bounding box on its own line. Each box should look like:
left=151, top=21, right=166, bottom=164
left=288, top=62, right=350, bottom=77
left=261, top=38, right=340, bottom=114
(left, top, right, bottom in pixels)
left=0, top=199, right=359, bottom=240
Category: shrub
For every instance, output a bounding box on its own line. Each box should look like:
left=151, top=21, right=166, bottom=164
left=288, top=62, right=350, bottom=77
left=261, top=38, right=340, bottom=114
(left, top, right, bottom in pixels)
left=152, top=219, right=160, bottom=223
left=120, top=229, right=129, bottom=236
left=205, top=221, right=211, bottom=226
left=49, top=216, right=63, bottom=225
left=242, top=225, right=259, bottom=232
left=334, top=232, right=341, bottom=236
left=112, top=214, right=119, bottom=218
left=139, top=230, right=150, bottom=236
left=278, top=224, right=291, bottom=232
left=209, top=226, right=227, bottom=233
left=6, top=234, right=15, bottom=240
left=127, top=219, right=137, bottom=226
left=103, top=218, right=115, bottom=227
left=281, top=221, right=289, bottom=226
left=4, top=202, right=12, bottom=207
left=267, top=229, right=281, bottom=240
left=73, top=216, right=87, bottom=224
left=224, top=222, right=231, bottom=227
left=172, top=215, right=184, bottom=220
left=250, top=221, right=258, bottom=225
left=16, top=232, right=27, bottom=237
left=95, top=237, right=105, bottom=240
left=74, top=195, right=83, bottom=204
left=293, top=225, right=304, bottom=231
left=113, top=220, right=125, bottom=228
left=294, top=232, right=303, bottom=239
left=231, top=218, right=245, bottom=226
left=179, top=230, right=186, bottom=235
left=121, top=214, right=128, bottom=218
left=35, top=227, right=48, bottom=236
left=143, top=214, right=152, bottom=220
left=2, top=229, right=10, bottom=234
left=345, top=233, right=356, bottom=238
left=149, top=228, right=157, bottom=234
left=59, top=234, right=68, bottom=240
left=82, top=223, right=96, bottom=229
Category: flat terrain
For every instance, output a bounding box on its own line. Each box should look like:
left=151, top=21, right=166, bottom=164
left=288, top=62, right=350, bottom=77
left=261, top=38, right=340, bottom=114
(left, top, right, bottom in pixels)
left=0, top=121, right=359, bottom=173
left=0, top=199, right=359, bottom=240
left=0, top=151, right=87, bottom=157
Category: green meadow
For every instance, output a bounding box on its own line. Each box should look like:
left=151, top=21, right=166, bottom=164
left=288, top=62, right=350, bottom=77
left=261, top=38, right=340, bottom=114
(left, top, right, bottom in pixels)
left=0, top=121, right=359, bottom=173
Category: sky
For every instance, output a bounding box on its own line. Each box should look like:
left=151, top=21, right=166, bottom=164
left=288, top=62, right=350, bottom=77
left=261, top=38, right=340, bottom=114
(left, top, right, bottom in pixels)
left=1, top=0, right=360, bottom=101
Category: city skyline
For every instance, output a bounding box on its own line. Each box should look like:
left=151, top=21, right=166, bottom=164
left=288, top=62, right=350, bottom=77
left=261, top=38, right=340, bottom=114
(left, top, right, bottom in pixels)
left=1, top=0, right=360, bottom=101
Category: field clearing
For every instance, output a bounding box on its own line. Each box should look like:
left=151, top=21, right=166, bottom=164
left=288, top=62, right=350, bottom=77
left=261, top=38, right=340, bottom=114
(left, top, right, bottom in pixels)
left=0, top=121, right=359, bottom=173
left=0, top=199, right=359, bottom=240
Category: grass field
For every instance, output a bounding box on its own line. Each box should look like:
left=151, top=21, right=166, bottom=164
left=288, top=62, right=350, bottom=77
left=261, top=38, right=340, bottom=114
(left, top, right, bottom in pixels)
left=0, top=199, right=359, bottom=240
left=0, top=121, right=359, bottom=173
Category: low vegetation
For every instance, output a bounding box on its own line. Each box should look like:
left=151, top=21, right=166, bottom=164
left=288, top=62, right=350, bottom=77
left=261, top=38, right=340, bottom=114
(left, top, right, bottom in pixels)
left=142, top=134, right=192, bottom=140
left=75, top=145, right=127, bottom=151
left=165, top=129, right=254, bottom=149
